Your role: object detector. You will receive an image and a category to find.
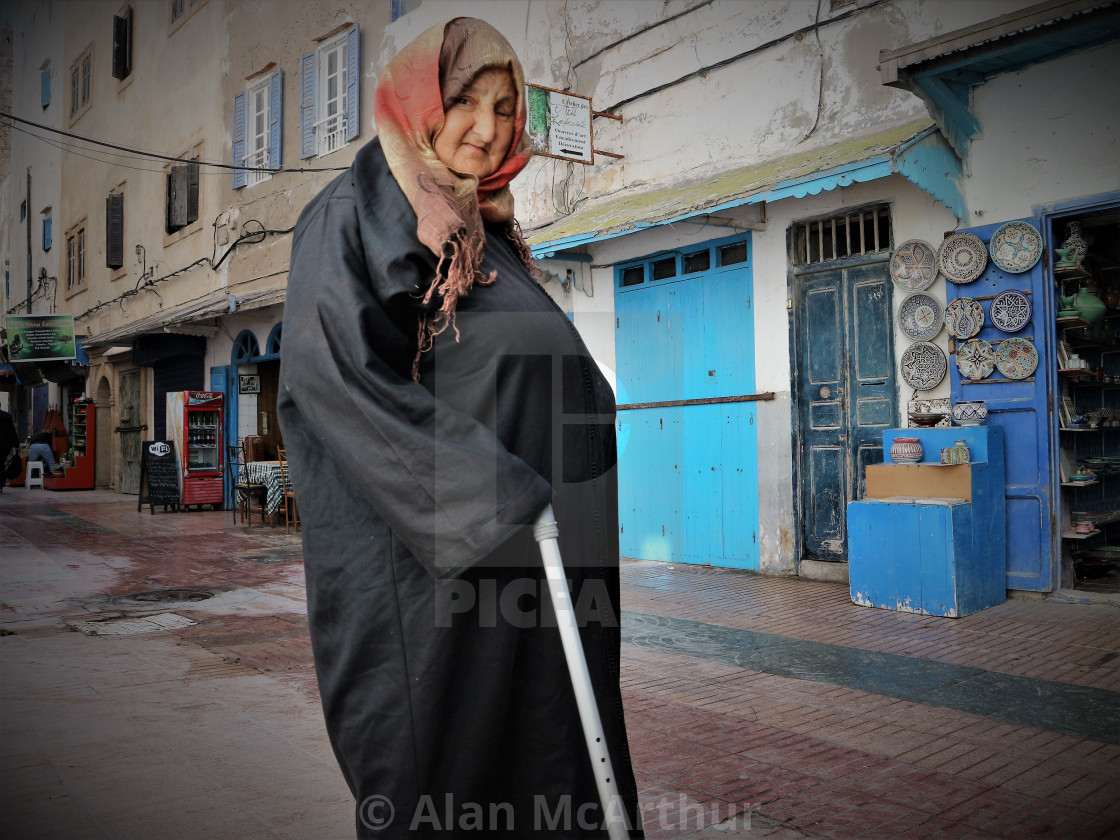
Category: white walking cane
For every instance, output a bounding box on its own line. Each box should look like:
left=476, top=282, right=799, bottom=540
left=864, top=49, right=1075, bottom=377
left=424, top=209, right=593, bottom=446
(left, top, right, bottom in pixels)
left=533, top=505, right=630, bottom=840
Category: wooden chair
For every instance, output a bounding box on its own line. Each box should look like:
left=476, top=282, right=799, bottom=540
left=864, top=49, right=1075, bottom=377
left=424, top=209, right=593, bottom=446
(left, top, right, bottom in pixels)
left=227, top=442, right=266, bottom=526
left=243, top=435, right=265, bottom=463
left=277, top=448, right=299, bottom=534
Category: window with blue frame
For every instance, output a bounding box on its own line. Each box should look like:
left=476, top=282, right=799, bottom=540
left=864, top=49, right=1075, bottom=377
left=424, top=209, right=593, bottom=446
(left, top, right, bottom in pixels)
left=232, top=330, right=261, bottom=364
left=232, top=70, right=282, bottom=189
left=300, top=25, right=359, bottom=159
left=40, top=67, right=50, bottom=108
left=42, top=214, right=52, bottom=251
left=616, top=234, right=751, bottom=291
left=391, top=0, right=422, bottom=21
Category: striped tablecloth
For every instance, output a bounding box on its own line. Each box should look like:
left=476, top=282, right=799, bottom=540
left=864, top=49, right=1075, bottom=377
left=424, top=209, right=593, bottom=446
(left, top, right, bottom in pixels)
left=242, top=461, right=291, bottom=517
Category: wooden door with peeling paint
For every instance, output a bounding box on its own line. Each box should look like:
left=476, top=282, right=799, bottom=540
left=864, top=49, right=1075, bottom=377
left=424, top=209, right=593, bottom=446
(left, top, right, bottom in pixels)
left=793, top=258, right=896, bottom=563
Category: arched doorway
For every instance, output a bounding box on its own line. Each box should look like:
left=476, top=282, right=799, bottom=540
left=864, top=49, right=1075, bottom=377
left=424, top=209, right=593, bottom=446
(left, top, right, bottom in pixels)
left=230, top=325, right=283, bottom=459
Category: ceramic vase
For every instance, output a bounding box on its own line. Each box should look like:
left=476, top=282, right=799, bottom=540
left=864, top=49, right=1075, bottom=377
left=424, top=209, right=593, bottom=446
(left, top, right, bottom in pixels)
left=951, top=401, right=987, bottom=426
left=1062, top=221, right=1088, bottom=271
left=890, top=437, right=923, bottom=464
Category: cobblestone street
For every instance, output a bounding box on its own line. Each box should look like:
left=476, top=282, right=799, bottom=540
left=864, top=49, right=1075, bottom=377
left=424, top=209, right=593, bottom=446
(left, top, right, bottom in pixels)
left=2, top=489, right=1118, bottom=839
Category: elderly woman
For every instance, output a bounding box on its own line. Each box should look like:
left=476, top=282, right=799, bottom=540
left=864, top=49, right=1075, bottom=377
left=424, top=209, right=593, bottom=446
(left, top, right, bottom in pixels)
left=279, top=17, right=643, bottom=839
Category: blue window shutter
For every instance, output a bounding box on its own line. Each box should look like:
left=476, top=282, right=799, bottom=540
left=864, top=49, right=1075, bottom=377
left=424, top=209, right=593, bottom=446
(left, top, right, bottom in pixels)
left=346, top=25, right=360, bottom=141
left=41, top=69, right=50, bottom=109
left=43, top=217, right=52, bottom=251
left=269, top=69, right=283, bottom=170
left=232, top=91, right=246, bottom=189
left=300, top=51, right=317, bottom=159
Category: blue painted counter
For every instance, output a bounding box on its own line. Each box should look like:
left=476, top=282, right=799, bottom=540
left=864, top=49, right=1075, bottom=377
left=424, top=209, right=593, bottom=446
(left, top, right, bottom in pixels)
left=848, top=426, right=1007, bottom=617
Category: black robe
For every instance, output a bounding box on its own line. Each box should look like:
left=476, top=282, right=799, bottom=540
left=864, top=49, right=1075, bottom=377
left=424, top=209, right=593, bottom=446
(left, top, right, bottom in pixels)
left=278, top=139, right=643, bottom=839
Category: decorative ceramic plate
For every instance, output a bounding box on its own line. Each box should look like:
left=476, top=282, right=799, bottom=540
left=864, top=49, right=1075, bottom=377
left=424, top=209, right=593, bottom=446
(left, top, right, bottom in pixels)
left=956, top=339, right=997, bottom=381
left=944, top=297, right=985, bottom=339
left=937, top=232, right=988, bottom=283
left=900, top=341, right=948, bottom=391
left=989, top=290, right=1032, bottom=332
left=890, top=240, right=938, bottom=291
left=898, top=292, right=943, bottom=341
left=989, top=221, right=1043, bottom=273
left=995, top=337, right=1039, bottom=379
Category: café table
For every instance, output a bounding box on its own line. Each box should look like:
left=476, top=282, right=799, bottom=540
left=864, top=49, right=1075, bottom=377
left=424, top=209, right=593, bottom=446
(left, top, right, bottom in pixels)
left=241, top=460, right=291, bottom=519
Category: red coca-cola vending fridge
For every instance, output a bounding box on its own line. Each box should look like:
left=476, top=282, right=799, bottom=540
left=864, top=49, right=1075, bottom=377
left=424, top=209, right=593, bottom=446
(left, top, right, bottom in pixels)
left=166, top=391, right=224, bottom=509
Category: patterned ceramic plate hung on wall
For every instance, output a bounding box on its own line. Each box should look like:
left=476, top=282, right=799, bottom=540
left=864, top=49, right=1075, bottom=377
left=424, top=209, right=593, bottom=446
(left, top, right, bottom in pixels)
left=890, top=240, right=939, bottom=291
left=995, top=337, right=1039, bottom=379
left=956, top=338, right=997, bottom=381
left=989, top=221, right=1043, bottom=273
left=989, top=290, right=1033, bottom=332
left=898, top=292, right=943, bottom=341
left=944, top=297, right=985, bottom=339
left=900, top=341, right=948, bottom=391
left=937, top=232, right=988, bottom=283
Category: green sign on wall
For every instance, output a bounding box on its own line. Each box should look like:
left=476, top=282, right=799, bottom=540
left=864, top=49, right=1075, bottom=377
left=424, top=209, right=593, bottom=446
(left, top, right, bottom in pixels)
left=5, top=314, right=77, bottom=362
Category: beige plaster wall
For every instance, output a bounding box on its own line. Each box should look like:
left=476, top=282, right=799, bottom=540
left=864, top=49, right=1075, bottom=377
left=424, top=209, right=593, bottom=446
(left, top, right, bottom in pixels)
left=60, top=0, right=226, bottom=352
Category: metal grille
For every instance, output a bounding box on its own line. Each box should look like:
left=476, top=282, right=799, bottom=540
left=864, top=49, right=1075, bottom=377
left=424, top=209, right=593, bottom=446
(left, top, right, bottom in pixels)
left=793, top=205, right=892, bottom=266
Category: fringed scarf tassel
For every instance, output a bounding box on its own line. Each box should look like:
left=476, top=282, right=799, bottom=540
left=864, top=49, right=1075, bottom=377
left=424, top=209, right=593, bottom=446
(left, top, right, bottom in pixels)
left=411, top=231, right=497, bottom=381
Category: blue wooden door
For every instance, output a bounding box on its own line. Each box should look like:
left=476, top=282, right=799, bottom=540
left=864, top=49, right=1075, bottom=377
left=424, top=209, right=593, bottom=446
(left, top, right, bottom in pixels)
left=211, top=365, right=237, bottom=508
left=615, top=247, right=759, bottom=569
left=946, top=218, right=1055, bottom=592
left=794, top=260, right=896, bottom=561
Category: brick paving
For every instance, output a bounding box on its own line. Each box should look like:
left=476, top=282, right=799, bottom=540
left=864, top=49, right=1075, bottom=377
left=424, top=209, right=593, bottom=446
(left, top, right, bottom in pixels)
left=1, top=489, right=1118, bottom=839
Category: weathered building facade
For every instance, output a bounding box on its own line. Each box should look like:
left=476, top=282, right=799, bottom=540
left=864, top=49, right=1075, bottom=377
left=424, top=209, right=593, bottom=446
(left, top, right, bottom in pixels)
left=2, top=0, right=1118, bottom=593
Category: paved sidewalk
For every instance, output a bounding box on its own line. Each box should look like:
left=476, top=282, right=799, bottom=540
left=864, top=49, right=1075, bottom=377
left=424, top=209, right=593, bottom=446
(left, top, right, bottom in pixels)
left=1, top=488, right=1118, bottom=839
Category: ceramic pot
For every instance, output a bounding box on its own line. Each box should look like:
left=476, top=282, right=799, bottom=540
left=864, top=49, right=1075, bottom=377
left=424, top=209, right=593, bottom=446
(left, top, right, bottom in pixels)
left=1074, top=287, right=1106, bottom=324
left=890, top=437, right=923, bottom=464
left=940, top=440, right=971, bottom=465
left=951, top=401, right=987, bottom=426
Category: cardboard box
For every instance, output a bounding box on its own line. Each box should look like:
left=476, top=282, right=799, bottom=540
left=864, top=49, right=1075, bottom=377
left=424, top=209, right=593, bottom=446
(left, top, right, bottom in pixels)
left=864, top=463, right=972, bottom=502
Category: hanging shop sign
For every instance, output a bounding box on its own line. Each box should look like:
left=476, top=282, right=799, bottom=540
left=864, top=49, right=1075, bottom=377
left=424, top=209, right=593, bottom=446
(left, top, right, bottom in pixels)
left=526, top=84, right=623, bottom=165
left=4, top=314, right=77, bottom=362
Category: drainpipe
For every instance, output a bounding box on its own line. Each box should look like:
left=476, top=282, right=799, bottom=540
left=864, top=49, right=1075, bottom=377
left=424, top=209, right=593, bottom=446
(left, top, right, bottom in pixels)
left=25, top=167, right=32, bottom=314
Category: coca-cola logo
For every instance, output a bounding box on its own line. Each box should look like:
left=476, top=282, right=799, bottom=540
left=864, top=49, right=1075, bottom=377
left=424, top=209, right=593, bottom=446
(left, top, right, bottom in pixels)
left=148, top=442, right=171, bottom=457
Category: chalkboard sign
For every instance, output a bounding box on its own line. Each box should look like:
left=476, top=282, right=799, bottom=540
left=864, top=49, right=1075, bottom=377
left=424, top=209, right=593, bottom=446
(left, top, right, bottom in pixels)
left=138, top=440, right=181, bottom=514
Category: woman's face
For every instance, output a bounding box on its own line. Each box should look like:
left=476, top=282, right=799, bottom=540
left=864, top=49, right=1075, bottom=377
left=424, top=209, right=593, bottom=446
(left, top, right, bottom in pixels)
left=434, top=68, right=517, bottom=180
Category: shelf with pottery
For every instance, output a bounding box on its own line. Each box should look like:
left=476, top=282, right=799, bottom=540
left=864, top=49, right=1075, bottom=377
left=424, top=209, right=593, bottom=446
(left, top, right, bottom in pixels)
left=1063, top=528, right=1102, bottom=540
left=848, top=426, right=1007, bottom=618
left=1064, top=508, right=1120, bottom=540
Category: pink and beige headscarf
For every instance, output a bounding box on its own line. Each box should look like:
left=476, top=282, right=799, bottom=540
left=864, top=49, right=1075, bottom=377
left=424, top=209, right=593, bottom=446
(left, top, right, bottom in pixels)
left=374, top=18, right=535, bottom=377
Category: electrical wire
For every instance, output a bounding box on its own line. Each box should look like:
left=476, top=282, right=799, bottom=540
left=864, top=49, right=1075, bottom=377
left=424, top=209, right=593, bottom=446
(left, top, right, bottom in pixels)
left=0, top=110, right=349, bottom=174
left=598, top=0, right=893, bottom=114
left=71, top=221, right=295, bottom=323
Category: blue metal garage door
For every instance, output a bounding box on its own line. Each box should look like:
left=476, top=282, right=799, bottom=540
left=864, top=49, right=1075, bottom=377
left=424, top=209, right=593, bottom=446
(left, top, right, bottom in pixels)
left=615, top=235, right=760, bottom=569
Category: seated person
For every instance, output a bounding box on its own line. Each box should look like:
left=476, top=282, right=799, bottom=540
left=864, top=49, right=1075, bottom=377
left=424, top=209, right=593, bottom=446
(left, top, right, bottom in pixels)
left=28, top=431, right=62, bottom=473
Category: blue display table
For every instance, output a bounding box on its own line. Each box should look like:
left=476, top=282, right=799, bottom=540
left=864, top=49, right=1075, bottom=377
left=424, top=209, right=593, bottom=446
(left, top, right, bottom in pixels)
left=847, top=426, right=1006, bottom=617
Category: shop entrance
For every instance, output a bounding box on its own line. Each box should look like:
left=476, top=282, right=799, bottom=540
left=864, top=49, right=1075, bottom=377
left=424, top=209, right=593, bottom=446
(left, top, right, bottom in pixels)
left=1046, top=198, right=1120, bottom=593
left=95, top=376, right=112, bottom=488
left=118, top=370, right=142, bottom=494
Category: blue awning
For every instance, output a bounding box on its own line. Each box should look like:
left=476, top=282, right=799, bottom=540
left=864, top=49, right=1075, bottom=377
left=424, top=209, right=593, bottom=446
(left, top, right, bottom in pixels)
left=527, top=118, right=965, bottom=257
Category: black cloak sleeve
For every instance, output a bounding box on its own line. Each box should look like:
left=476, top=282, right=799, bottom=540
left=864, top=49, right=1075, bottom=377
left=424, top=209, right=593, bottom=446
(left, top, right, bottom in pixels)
left=278, top=141, right=552, bottom=579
